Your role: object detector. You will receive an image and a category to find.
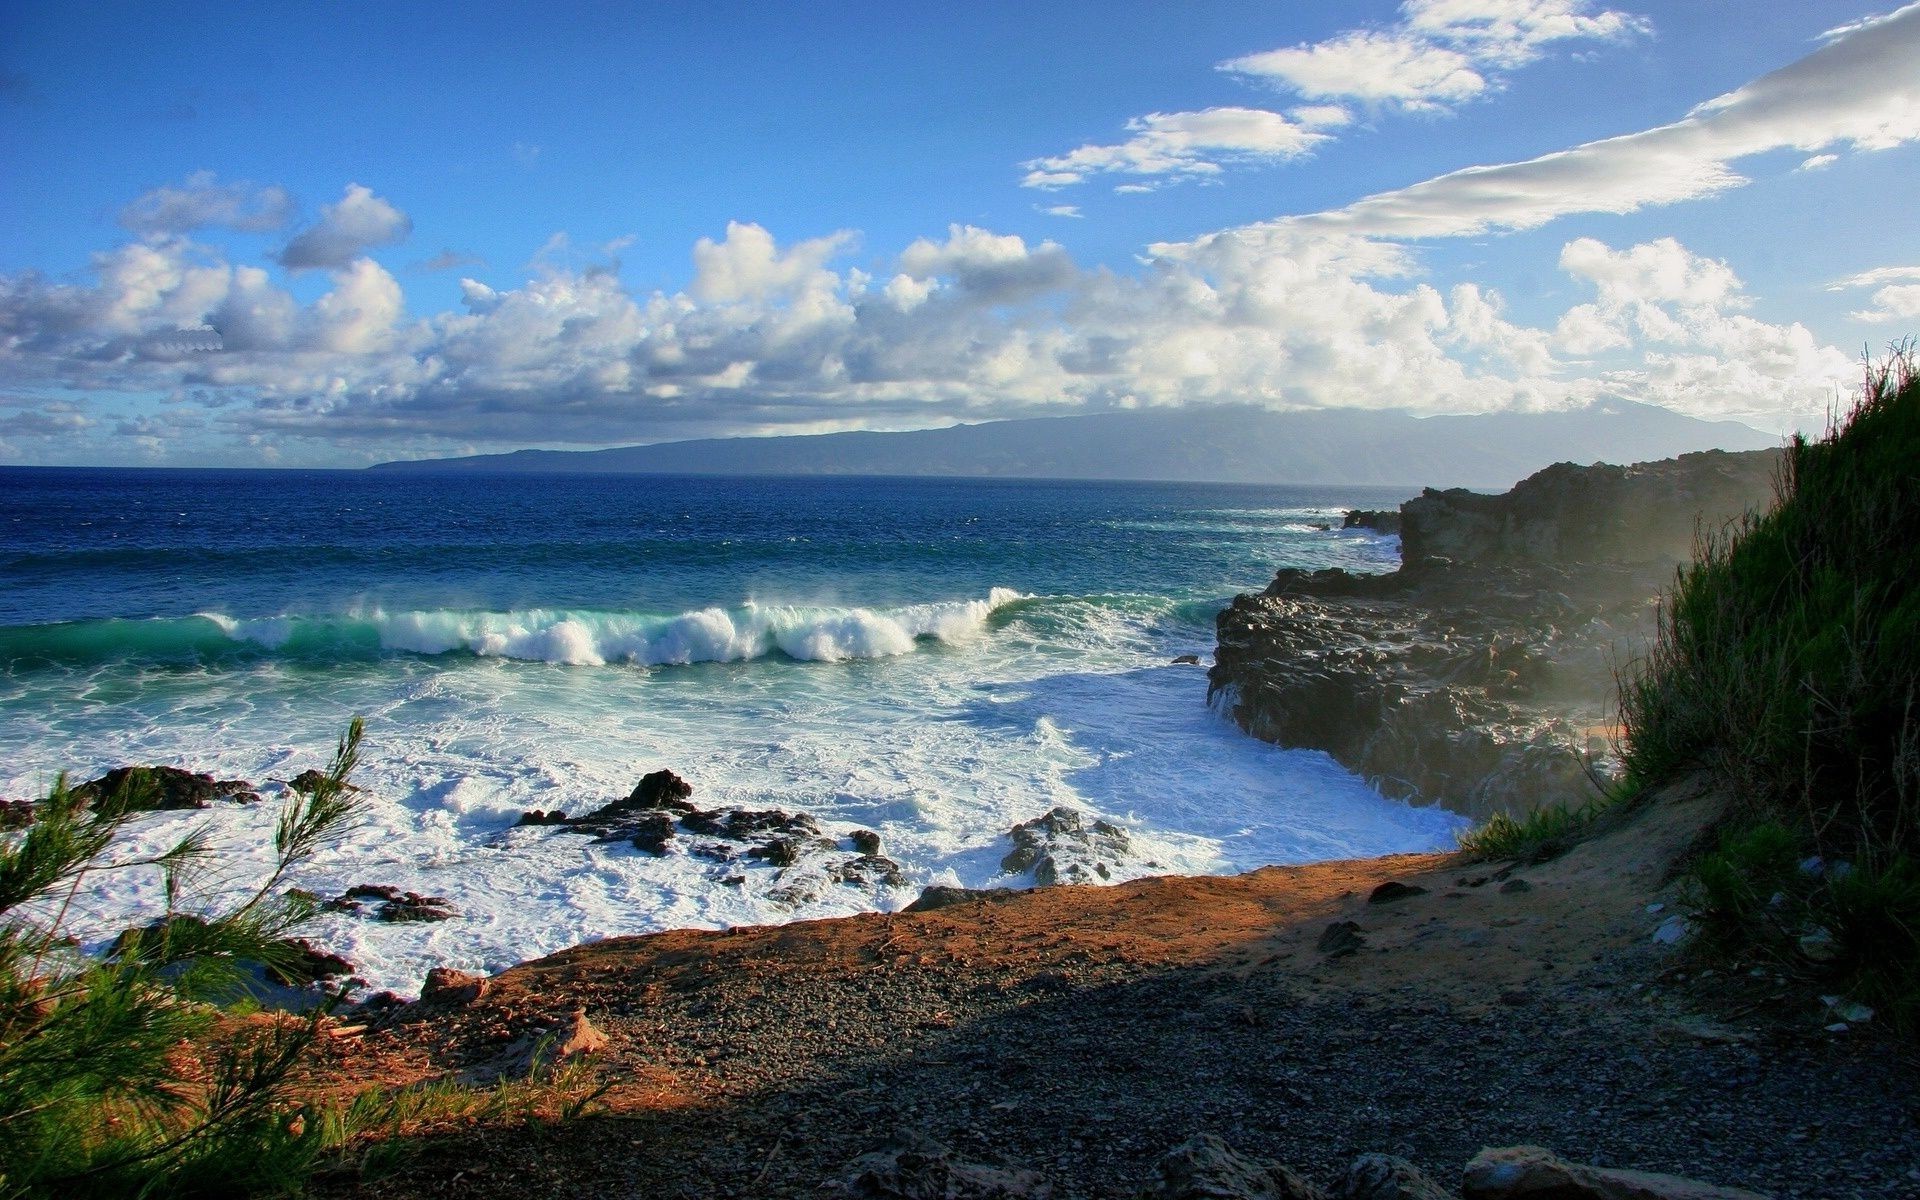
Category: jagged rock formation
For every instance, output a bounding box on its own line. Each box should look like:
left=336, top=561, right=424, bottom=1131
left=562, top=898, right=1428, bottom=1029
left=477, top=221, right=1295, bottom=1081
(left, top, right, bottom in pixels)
left=1210, top=451, right=1780, bottom=821
left=517, top=769, right=904, bottom=905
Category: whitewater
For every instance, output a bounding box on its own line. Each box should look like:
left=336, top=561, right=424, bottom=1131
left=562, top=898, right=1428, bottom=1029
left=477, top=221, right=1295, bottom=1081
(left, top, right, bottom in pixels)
left=0, top=468, right=1464, bottom=995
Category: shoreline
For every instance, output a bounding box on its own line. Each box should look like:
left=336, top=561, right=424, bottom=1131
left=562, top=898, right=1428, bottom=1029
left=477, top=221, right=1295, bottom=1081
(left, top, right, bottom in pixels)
left=306, top=776, right=1917, bottom=1198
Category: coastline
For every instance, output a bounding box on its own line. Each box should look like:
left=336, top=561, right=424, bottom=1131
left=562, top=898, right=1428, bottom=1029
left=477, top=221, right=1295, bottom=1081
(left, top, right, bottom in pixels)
left=306, top=774, right=1917, bottom=1198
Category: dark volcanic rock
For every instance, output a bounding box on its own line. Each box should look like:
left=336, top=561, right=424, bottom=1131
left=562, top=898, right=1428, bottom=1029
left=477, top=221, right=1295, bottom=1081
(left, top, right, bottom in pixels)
left=69, top=765, right=260, bottom=811
left=563, top=768, right=698, bottom=839
left=1316, top=921, right=1368, bottom=958
left=1344, top=509, right=1403, bottom=535
left=515, top=808, right=569, bottom=826
left=1335, top=1154, right=1454, bottom=1200
left=328, top=884, right=459, bottom=923
left=1400, top=449, right=1779, bottom=569
left=851, top=829, right=884, bottom=855
left=1140, top=1134, right=1327, bottom=1199
left=0, top=799, right=35, bottom=829
left=1000, top=806, right=1132, bottom=885
left=1210, top=451, right=1779, bottom=821
left=1461, top=1145, right=1770, bottom=1199
left=846, top=1129, right=1054, bottom=1199
left=630, top=813, right=676, bottom=855
left=286, top=769, right=359, bottom=796
left=904, top=885, right=1028, bottom=913
left=1367, top=881, right=1428, bottom=905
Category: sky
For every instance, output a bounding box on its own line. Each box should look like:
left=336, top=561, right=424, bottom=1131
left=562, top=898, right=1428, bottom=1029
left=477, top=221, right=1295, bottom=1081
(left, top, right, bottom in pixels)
left=1, top=1, right=1917, bottom=467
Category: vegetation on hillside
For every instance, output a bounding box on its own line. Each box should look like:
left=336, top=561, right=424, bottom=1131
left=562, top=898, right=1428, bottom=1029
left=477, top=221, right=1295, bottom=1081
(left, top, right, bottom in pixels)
left=1619, top=348, right=1920, bottom=1028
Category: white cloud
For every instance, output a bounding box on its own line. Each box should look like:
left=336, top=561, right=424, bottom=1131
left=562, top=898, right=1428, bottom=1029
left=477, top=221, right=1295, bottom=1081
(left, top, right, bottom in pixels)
left=1289, top=105, right=1354, bottom=129
left=1851, top=285, right=1920, bottom=321
left=1040, top=205, right=1083, bottom=218
left=1832, top=266, right=1920, bottom=321
left=1830, top=265, right=1920, bottom=290
left=1267, top=3, right=1920, bottom=239
left=1797, top=153, right=1838, bottom=171
left=1020, top=107, right=1329, bottom=190
left=1031, top=1, right=1646, bottom=192
left=120, top=171, right=294, bottom=236
left=278, top=184, right=413, bottom=270
left=1224, top=33, right=1485, bottom=111
left=1223, top=0, right=1646, bottom=112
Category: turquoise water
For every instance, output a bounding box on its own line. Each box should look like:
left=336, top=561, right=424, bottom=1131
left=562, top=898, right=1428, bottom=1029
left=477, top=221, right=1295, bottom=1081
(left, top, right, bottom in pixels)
left=0, top=468, right=1462, bottom=993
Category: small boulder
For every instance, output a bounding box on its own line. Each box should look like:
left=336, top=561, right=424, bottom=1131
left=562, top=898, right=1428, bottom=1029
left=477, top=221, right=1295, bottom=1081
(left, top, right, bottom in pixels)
left=287, top=769, right=358, bottom=796
left=1139, top=1134, right=1327, bottom=1199
left=1172, top=654, right=1203, bottom=666
left=0, top=799, right=36, bottom=829
left=834, top=854, right=906, bottom=888
left=1335, top=1154, right=1453, bottom=1200
left=851, top=829, right=884, bottom=855
left=515, top=808, right=569, bottom=826
left=1317, top=920, right=1368, bottom=958
left=627, top=768, right=695, bottom=811
left=1368, top=881, right=1429, bottom=905
left=905, top=885, right=1023, bottom=913
left=1462, top=1146, right=1772, bottom=1200
left=265, top=938, right=355, bottom=987
left=419, top=967, right=489, bottom=1005
left=847, top=1129, right=1052, bottom=1199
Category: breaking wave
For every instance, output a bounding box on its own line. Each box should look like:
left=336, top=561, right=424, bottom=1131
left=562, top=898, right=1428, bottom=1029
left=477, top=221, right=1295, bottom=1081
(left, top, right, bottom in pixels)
left=0, top=590, right=1029, bottom=669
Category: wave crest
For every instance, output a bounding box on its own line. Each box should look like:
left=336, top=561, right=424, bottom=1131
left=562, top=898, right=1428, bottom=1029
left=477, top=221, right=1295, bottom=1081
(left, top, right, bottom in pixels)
left=7, top=590, right=1028, bottom=669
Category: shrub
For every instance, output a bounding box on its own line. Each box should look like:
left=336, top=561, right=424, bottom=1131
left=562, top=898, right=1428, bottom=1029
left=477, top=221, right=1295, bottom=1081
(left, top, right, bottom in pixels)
left=0, top=721, right=367, bottom=1198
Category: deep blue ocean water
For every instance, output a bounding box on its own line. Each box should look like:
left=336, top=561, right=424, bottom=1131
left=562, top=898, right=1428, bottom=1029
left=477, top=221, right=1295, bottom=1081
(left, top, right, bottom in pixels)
left=0, top=468, right=1462, bottom=993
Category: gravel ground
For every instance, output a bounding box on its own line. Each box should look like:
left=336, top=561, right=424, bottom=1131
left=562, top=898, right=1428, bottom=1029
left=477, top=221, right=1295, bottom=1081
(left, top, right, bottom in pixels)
left=313, top=807, right=1920, bottom=1199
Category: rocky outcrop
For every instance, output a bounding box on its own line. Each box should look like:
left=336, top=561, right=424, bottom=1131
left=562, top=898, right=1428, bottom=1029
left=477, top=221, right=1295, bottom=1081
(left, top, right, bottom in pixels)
left=1461, top=1146, right=1771, bottom=1199
left=846, top=1129, right=1054, bottom=1199
left=325, top=884, right=460, bottom=923
left=1139, top=1134, right=1327, bottom=1199
left=1211, top=451, right=1778, bottom=821
left=526, top=769, right=905, bottom=906
left=68, top=765, right=261, bottom=811
left=1000, top=806, right=1132, bottom=885
left=1344, top=509, right=1403, bottom=535
left=1400, top=450, right=1778, bottom=568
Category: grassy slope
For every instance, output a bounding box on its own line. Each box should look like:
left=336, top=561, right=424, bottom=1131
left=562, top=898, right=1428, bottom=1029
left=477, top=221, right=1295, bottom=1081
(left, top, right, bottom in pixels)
left=1619, top=352, right=1920, bottom=1027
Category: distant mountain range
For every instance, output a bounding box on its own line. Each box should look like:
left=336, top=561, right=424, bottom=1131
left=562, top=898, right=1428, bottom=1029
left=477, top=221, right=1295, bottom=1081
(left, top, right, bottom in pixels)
left=370, top=400, right=1780, bottom=489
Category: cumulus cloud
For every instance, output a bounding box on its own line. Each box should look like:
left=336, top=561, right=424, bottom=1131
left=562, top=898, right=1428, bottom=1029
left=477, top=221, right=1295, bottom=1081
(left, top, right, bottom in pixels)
left=1021, top=107, right=1330, bottom=190
left=120, top=171, right=295, bottom=236
left=278, top=184, right=413, bottom=270
left=1222, top=0, right=1647, bottom=113
left=1263, top=3, right=1920, bottom=239
left=0, top=200, right=1852, bottom=458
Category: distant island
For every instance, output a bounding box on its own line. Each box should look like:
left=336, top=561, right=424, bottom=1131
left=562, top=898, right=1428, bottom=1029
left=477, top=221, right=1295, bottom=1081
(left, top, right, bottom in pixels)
left=369, top=399, right=1779, bottom=489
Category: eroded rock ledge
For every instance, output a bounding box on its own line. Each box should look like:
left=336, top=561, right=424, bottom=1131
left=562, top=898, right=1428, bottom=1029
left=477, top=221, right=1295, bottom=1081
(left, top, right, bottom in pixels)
left=1210, top=450, right=1779, bottom=821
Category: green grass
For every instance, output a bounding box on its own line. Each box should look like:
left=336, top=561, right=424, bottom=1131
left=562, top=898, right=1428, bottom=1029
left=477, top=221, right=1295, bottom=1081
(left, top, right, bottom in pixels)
left=1619, top=346, right=1920, bottom=1031
left=1458, top=773, right=1645, bottom=864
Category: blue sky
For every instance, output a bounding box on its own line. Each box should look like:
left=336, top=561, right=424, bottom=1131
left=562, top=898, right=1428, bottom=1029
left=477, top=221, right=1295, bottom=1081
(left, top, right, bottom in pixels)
left=2, top=1, right=1917, bottom=465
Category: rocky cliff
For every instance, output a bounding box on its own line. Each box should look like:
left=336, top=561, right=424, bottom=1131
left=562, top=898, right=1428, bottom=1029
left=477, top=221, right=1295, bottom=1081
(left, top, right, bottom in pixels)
left=1209, top=449, right=1781, bottom=821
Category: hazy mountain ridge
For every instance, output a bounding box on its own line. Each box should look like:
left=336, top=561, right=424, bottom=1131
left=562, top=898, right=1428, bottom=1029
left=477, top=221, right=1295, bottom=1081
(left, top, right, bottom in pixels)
left=370, top=401, right=1779, bottom=489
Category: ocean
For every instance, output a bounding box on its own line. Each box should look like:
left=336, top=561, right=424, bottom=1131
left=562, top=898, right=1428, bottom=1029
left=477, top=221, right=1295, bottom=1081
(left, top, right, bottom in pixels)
left=0, top=467, right=1464, bottom=995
